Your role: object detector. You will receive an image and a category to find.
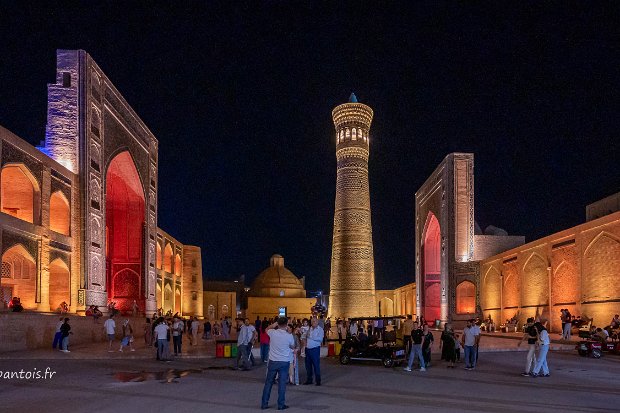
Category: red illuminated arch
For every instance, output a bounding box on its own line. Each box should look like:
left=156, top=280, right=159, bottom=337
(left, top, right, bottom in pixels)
left=422, top=212, right=441, bottom=324
left=105, top=151, right=145, bottom=314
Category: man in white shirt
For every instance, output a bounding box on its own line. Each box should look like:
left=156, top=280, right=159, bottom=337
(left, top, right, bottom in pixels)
left=261, top=317, right=295, bottom=410
left=304, top=317, right=324, bottom=386
left=532, top=323, right=550, bottom=377
left=461, top=319, right=480, bottom=370
left=235, top=319, right=251, bottom=370
left=103, top=314, right=116, bottom=352
left=154, top=318, right=170, bottom=361
left=244, top=318, right=257, bottom=366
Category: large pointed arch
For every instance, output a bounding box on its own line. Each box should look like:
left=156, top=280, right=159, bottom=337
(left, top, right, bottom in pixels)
left=421, top=212, right=441, bottom=324
left=105, top=151, right=145, bottom=313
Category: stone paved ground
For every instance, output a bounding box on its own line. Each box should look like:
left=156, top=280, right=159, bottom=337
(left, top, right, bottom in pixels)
left=1, top=347, right=619, bottom=413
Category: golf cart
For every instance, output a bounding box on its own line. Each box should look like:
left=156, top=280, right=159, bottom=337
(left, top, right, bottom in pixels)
left=339, top=316, right=407, bottom=368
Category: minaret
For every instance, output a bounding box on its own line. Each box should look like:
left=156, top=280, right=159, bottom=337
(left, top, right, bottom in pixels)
left=328, top=93, right=376, bottom=318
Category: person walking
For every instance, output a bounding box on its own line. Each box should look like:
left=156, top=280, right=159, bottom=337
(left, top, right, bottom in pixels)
left=59, top=318, right=72, bottom=353
left=172, top=316, right=183, bottom=356
left=462, top=319, right=480, bottom=370
left=404, top=322, right=426, bottom=372
left=119, top=319, right=135, bottom=352
left=531, top=322, right=551, bottom=377
left=440, top=323, right=457, bottom=368
left=235, top=319, right=251, bottom=370
left=422, top=324, right=434, bottom=367
left=289, top=324, right=301, bottom=385
left=563, top=309, right=572, bottom=340
left=144, top=318, right=152, bottom=347
left=261, top=317, right=295, bottom=410
left=303, top=317, right=324, bottom=386
left=518, top=317, right=538, bottom=376
left=52, top=317, right=63, bottom=350
left=104, top=314, right=116, bottom=352
left=191, top=317, right=200, bottom=346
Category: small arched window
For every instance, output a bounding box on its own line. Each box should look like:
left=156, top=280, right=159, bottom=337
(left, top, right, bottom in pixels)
left=352, top=128, right=357, bottom=140
left=345, top=128, right=350, bottom=139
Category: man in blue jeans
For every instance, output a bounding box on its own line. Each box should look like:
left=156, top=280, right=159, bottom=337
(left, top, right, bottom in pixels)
left=261, top=317, right=296, bottom=410
left=404, top=322, right=426, bottom=372
left=304, top=317, right=324, bottom=385
left=461, top=319, right=480, bottom=370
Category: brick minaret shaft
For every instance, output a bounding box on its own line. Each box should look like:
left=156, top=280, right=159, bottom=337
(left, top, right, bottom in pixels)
left=328, top=93, right=376, bottom=318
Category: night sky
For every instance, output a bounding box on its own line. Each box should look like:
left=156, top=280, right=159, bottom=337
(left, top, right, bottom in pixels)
left=0, top=3, right=618, bottom=293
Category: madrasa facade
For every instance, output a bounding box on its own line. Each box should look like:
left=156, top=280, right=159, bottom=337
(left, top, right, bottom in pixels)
left=0, top=50, right=203, bottom=317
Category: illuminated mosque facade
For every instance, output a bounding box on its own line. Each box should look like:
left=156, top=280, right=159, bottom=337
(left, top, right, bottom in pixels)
left=0, top=50, right=203, bottom=317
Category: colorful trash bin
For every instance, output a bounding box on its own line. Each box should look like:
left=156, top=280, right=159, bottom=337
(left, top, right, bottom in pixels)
left=224, top=344, right=231, bottom=357
left=328, top=343, right=335, bottom=356
left=216, top=342, right=224, bottom=358
left=231, top=343, right=238, bottom=358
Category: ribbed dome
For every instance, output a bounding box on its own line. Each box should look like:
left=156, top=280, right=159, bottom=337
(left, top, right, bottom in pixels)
left=250, top=255, right=306, bottom=297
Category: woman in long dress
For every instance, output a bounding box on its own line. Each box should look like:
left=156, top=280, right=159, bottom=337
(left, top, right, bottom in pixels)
left=440, top=323, right=457, bottom=368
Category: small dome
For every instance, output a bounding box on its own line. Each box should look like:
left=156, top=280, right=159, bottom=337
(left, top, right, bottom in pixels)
left=250, top=255, right=306, bottom=298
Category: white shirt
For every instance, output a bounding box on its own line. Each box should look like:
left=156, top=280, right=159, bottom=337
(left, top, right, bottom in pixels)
left=246, top=325, right=256, bottom=343
left=306, top=326, right=324, bottom=349
left=349, top=323, right=358, bottom=336
left=237, top=325, right=250, bottom=345
left=154, top=323, right=169, bottom=340
left=539, top=329, right=550, bottom=345
left=104, top=319, right=116, bottom=335
left=267, top=328, right=294, bottom=362
left=172, top=320, right=183, bottom=336
left=463, top=326, right=479, bottom=346
left=55, top=320, right=63, bottom=333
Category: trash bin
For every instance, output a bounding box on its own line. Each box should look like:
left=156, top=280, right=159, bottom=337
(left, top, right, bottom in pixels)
left=224, top=344, right=231, bottom=357
left=327, top=342, right=335, bottom=356
left=231, top=343, right=238, bottom=358
left=334, top=341, right=342, bottom=355
left=216, top=342, right=224, bottom=358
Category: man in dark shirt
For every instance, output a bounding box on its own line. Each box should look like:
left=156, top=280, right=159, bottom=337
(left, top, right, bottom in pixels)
left=404, top=322, right=426, bottom=372
left=518, top=317, right=537, bottom=376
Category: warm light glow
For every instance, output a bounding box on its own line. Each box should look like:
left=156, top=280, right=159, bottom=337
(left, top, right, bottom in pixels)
left=174, top=254, right=181, bottom=276
left=49, top=191, right=70, bottom=235
left=49, top=258, right=70, bottom=311
left=456, top=281, right=475, bottom=314
left=1, top=165, right=37, bottom=223
left=163, top=244, right=173, bottom=273
left=1, top=244, right=36, bottom=309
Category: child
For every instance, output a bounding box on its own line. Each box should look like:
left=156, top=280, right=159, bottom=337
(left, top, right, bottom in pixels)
left=300, top=318, right=309, bottom=357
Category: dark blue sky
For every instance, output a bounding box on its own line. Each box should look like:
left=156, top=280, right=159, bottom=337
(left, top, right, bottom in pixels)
left=0, top=2, right=618, bottom=292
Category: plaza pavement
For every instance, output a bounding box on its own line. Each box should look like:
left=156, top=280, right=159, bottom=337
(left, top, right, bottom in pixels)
left=1, top=336, right=618, bottom=413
